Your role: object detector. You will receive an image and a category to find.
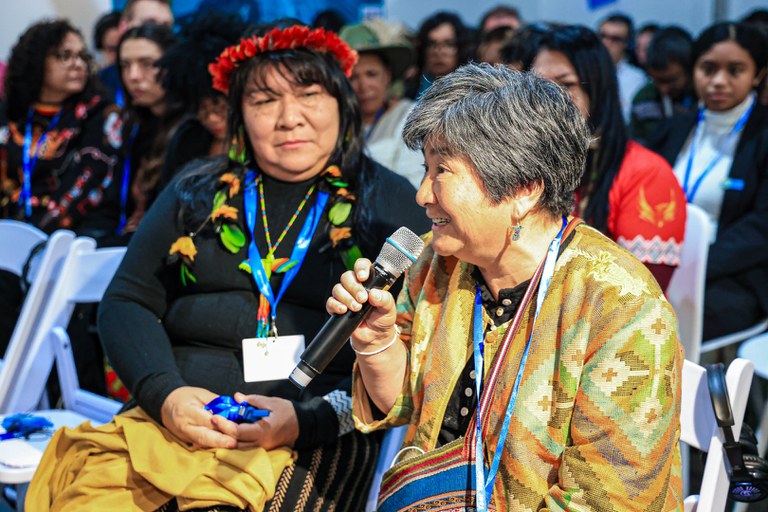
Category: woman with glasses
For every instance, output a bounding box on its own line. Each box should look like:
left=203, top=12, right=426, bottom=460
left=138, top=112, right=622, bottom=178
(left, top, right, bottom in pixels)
left=0, top=19, right=122, bottom=237
left=407, top=12, right=472, bottom=99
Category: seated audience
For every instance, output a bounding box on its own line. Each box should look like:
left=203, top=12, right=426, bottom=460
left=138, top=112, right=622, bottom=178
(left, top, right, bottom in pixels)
left=93, top=10, right=122, bottom=68
left=476, top=26, right=515, bottom=64
left=478, top=4, right=522, bottom=33
left=97, top=0, right=174, bottom=105
left=630, top=26, right=697, bottom=144
left=340, top=19, right=423, bottom=188
left=157, top=11, right=248, bottom=186
left=330, top=63, right=682, bottom=511
left=634, top=22, right=659, bottom=68
left=27, top=25, right=429, bottom=512
left=648, top=22, right=768, bottom=339
left=0, top=19, right=121, bottom=237
left=598, top=13, right=648, bottom=123
left=116, top=23, right=176, bottom=235
left=500, top=23, right=552, bottom=71
left=407, top=12, right=472, bottom=99
left=533, top=25, right=686, bottom=291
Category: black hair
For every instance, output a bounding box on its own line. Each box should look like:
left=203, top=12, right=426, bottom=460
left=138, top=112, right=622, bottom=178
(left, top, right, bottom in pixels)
left=312, top=9, right=346, bottom=33
left=741, top=9, right=768, bottom=26
left=117, top=23, right=177, bottom=202
left=175, top=43, right=377, bottom=251
left=157, top=10, right=247, bottom=114
left=500, top=23, right=552, bottom=69
left=638, top=23, right=660, bottom=36
left=5, top=19, right=96, bottom=122
left=646, top=26, right=694, bottom=74
left=479, top=5, right=521, bottom=32
left=93, top=11, right=121, bottom=50
left=415, top=12, right=473, bottom=76
left=692, top=22, right=768, bottom=76
left=538, top=25, right=627, bottom=233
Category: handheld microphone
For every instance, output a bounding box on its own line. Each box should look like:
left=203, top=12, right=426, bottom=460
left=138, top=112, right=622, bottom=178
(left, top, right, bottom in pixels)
left=289, top=227, right=425, bottom=390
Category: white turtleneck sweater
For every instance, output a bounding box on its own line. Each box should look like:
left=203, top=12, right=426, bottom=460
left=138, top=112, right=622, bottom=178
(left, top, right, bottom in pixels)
left=673, top=93, right=756, bottom=243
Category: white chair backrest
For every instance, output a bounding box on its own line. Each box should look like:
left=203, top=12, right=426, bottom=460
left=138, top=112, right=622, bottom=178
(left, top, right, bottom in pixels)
left=0, top=220, right=47, bottom=275
left=0, top=229, right=75, bottom=413
left=680, top=358, right=754, bottom=512
left=668, top=204, right=710, bottom=364
left=0, top=237, right=125, bottom=418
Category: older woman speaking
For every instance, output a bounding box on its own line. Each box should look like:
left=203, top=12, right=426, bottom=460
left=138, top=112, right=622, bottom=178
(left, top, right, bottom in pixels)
left=328, top=64, right=683, bottom=511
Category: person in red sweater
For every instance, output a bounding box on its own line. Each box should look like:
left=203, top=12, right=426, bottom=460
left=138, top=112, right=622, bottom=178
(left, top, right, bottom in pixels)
left=533, top=24, right=686, bottom=291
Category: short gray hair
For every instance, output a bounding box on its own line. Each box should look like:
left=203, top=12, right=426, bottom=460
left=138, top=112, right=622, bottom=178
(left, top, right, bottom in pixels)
left=402, top=63, right=590, bottom=216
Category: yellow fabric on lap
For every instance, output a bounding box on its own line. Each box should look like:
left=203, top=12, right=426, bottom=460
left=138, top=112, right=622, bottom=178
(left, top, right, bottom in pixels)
left=26, top=407, right=295, bottom=511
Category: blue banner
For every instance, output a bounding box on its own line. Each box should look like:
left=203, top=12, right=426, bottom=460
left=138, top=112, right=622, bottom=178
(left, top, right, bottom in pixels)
left=587, top=0, right=618, bottom=10
left=113, top=0, right=381, bottom=25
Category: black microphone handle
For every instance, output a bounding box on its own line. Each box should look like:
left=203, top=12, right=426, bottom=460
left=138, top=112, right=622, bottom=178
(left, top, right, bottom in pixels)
left=291, top=263, right=395, bottom=388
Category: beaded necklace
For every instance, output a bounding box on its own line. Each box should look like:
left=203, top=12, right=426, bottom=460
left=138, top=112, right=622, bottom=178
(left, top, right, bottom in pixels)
left=256, top=174, right=316, bottom=278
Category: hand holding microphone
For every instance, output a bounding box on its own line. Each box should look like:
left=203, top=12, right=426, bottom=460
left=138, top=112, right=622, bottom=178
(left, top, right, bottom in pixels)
left=289, top=227, right=424, bottom=390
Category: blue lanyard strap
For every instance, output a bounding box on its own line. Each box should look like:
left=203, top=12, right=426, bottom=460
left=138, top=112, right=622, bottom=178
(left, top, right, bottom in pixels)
left=244, top=170, right=329, bottom=337
left=21, top=108, right=62, bottom=218
left=682, top=97, right=754, bottom=202
left=474, top=216, right=567, bottom=511
left=117, top=124, right=139, bottom=234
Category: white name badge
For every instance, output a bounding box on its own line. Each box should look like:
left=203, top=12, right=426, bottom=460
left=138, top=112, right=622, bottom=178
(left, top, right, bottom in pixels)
left=242, top=335, right=305, bottom=382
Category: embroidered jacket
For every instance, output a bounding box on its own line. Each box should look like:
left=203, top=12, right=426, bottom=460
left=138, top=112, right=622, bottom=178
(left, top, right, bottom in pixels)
left=353, top=223, right=684, bottom=511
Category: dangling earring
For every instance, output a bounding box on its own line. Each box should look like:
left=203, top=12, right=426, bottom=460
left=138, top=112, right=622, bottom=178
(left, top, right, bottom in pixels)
left=228, top=126, right=247, bottom=164
left=509, top=216, right=523, bottom=241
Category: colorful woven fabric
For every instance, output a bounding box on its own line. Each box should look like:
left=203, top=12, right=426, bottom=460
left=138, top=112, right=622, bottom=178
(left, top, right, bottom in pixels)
left=353, top=223, right=684, bottom=511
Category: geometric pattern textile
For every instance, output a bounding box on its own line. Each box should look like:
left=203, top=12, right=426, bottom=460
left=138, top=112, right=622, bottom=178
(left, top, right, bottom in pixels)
left=353, top=222, right=684, bottom=511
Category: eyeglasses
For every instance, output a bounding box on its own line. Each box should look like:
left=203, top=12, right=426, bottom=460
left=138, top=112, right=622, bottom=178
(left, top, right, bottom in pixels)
left=52, top=49, right=93, bottom=66
left=425, top=40, right=458, bottom=53
left=599, top=33, right=627, bottom=44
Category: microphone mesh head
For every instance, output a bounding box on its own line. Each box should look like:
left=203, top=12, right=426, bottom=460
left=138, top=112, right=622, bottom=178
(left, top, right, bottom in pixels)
left=375, top=227, right=425, bottom=278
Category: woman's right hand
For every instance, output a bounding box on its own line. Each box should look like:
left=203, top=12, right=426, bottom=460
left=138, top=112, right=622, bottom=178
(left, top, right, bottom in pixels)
left=326, top=258, right=398, bottom=352
left=160, top=386, right=238, bottom=449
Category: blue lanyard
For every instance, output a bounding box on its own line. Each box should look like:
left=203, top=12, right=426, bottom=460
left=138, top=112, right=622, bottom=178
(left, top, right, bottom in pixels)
left=117, top=124, right=139, bottom=233
left=244, top=170, right=329, bottom=337
left=682, top=97, right=754, bottom=202
left=21, top=108, right=62, bottom=218
left=363, top=107, right=385, bottom=142
left=474, top=216, right=567, bottom=511
left=115, top=86, right=125, bottom=109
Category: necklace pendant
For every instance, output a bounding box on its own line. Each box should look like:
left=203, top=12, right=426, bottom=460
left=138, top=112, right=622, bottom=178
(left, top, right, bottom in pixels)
left=262, top=252, right=275, bottom=279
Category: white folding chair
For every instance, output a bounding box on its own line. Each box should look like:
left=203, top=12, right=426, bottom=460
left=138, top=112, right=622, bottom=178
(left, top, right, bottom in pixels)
left=681, top=358, right=754, bottom=512
left=0, top=226, right=74, bottom=409
left=667, top=204, right=709, bottom=364
left=701, top=319, right=768, bottom=356
left=0, top=238, right=125, bottom=487
left=0, top=220, right=47, bottom=277
left=737, top=334, right=768, bottom=458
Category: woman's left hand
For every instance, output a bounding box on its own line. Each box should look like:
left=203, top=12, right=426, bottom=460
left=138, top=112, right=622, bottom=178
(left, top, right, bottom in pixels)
left=210, top=392, right=299, bottom=450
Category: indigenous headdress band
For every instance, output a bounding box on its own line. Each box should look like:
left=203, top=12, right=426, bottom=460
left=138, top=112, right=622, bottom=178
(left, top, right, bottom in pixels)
left=208, top=25, right=359, bottom=94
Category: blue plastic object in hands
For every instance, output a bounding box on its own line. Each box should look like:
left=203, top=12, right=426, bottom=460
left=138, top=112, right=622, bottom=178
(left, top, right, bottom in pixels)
left=204, top=395, right=270, bottom=424
left=1, top=413, right=54, bottom=440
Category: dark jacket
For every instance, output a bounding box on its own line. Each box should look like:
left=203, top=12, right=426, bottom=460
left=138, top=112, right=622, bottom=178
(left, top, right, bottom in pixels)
left=647, top=103, right=768, bottom=313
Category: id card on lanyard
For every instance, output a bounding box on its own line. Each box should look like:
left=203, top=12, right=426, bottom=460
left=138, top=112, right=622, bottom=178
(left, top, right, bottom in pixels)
left=682, top=96, right=754, bottom=203
left=21, top=108, right=62, bottom=219
left=241, top=171, right=329, bottom=381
